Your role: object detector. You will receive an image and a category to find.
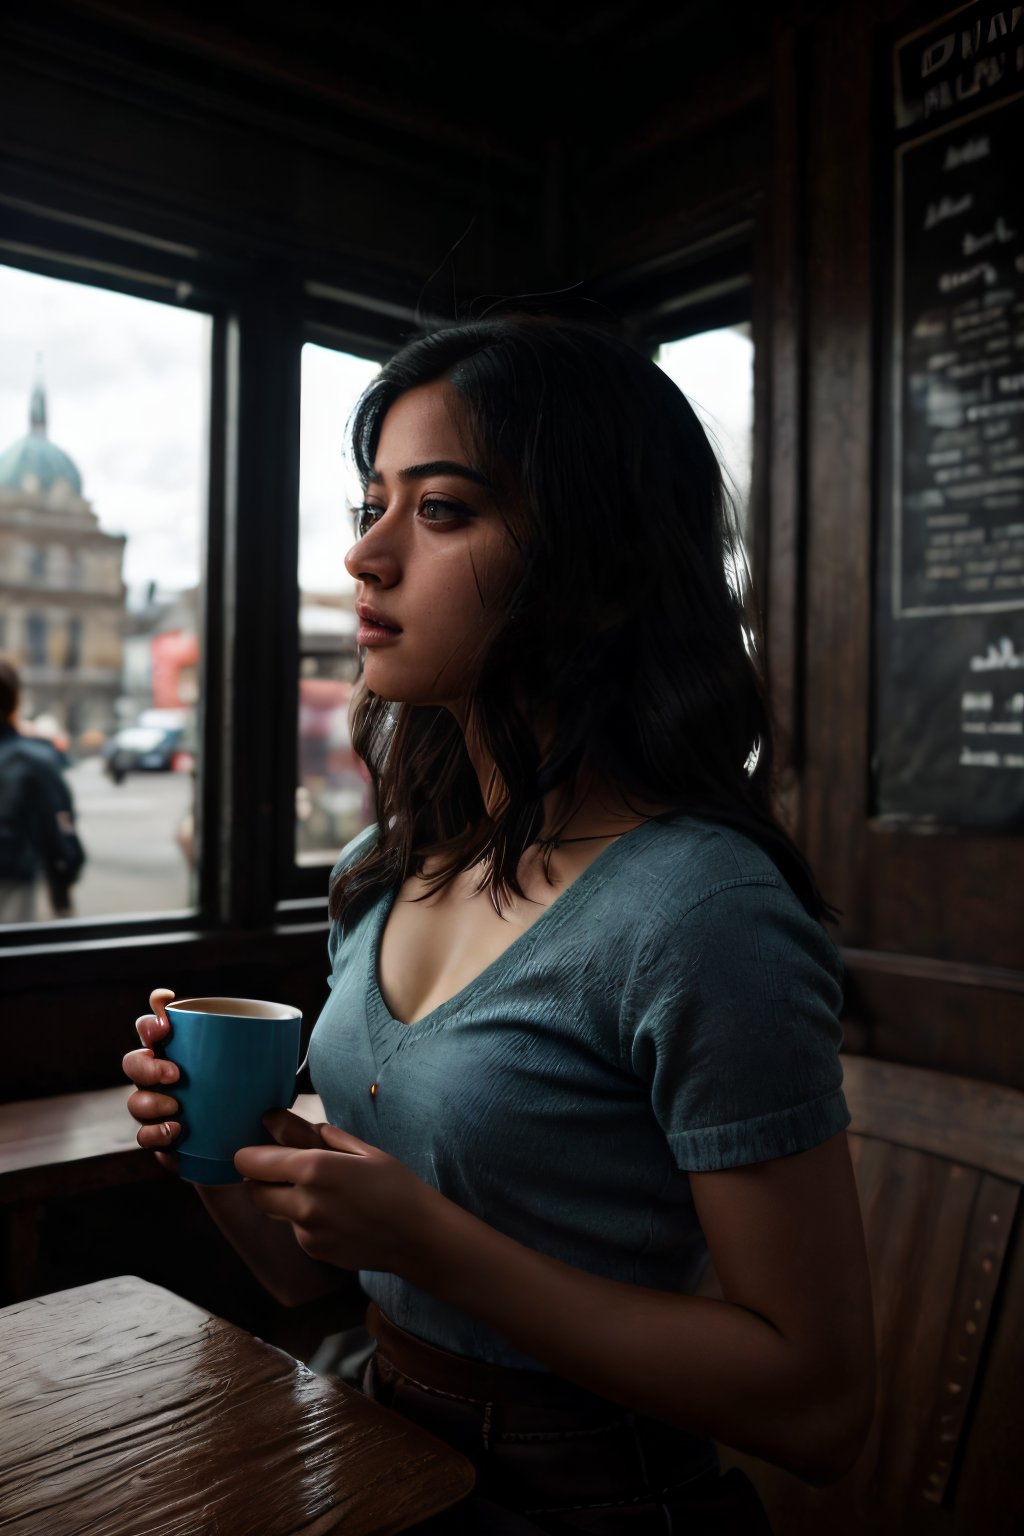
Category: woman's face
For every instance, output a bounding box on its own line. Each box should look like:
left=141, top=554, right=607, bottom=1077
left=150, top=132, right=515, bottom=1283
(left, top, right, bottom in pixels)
left=344, top=380, right=521, bottom=713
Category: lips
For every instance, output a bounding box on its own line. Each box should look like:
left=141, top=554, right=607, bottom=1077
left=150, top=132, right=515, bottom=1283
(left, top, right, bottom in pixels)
left=356, top=603, right=402, bottom=633
left=355, top=602, right=402, bottom=649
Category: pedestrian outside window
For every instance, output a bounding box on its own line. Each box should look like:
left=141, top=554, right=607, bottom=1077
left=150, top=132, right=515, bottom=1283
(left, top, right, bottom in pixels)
left=0, top=262, right=209, bottom=925
left=295, top=341, right=380, bottom=869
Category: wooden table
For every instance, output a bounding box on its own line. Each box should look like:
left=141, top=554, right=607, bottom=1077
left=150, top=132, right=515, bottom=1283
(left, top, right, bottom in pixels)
left=0, top=1275, right=475, bottom=1535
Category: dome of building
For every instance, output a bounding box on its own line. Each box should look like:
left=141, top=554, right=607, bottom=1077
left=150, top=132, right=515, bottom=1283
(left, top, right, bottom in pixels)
left=0, top=380, right=83, bottom=496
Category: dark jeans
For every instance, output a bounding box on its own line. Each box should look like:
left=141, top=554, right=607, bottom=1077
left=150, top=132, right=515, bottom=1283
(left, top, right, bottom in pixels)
left=359, top=1315, right=774, bottom=1535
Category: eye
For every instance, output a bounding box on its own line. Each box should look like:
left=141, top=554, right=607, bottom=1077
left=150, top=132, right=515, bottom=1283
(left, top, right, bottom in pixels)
left=419, top=497, right=472, bottom=527
left=351, top=502, right=384, bottom=538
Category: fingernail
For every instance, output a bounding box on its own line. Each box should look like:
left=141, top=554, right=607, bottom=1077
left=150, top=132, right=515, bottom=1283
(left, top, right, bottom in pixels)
left=161, top=1065, right=177, bottom=1082
left=161, top=1123, right=172, bottom=1139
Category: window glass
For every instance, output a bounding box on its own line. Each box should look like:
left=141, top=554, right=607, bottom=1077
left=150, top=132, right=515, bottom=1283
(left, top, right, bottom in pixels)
left=654, top=324, right=754, bottom=547
left=296, top=341, right=380, bottom=867
left=0, top=262, right=209, bottom=924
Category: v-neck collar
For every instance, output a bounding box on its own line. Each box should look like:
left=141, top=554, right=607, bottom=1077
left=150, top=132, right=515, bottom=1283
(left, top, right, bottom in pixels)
left=366, top=816, right=667, bottom=1034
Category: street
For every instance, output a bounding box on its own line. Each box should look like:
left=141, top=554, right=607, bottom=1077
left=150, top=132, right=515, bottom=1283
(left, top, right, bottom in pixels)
left=34, top=756, right=195, bottom=922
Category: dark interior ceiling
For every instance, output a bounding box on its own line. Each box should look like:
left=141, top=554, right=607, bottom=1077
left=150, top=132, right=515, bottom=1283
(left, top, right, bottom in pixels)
left=0, top=0, right=782, bottom=319
left=5, top=0, right=776, bottom=162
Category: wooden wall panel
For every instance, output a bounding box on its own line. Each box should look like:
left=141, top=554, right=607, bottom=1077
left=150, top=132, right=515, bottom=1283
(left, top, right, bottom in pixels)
left=0, top=925, right=333, bottom=1104
left=865, top=831, right=1024, bottom=969
left=763, top=17, right=807, bottom=824
left=797, top=0, right=1024, bottom=1082
left=842, top=953, right=1024, bottom=1090
left=800, top=1, right=875, bottom=940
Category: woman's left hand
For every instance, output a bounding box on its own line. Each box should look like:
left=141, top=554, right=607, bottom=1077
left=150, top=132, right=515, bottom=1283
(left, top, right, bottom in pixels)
left=234, top=1109, right=444, bottom=1278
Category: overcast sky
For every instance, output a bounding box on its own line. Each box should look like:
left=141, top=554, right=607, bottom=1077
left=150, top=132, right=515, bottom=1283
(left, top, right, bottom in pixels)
left=1, top=261, right=752, bottom=601
left=299, top=343, right=382, bottom=595
left=0, top=262, right=211, bottom=596
left=0, top=263, right=380, bottom=598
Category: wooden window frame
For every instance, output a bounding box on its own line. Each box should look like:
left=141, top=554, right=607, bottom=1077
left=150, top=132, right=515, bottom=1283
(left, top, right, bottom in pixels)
left=0, top=203, right=405, bottom=957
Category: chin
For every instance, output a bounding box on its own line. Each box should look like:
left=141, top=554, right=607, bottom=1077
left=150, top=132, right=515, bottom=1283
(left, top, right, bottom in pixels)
left=362, top=679, right=451, bottom=711
left=362, top=666, right=465, bottom=713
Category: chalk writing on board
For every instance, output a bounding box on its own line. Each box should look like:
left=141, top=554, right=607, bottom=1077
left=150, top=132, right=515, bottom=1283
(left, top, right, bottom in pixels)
left=873, top=5, right=1024, bottom=826
left=893, top=90, right=1024, bottom=617
left=895, top=7, right=1024, bottom=129
left=961, top=637, right=1024, bottom=769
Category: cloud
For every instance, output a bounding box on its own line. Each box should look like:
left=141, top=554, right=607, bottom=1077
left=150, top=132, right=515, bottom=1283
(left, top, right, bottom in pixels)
left=0, top=262, right=209, bottom=591
left=1, top=265, right=383, bottom=601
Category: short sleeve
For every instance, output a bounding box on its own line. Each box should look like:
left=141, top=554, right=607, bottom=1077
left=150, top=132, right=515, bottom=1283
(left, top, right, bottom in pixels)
left=626, top=875, right=849, bottom=1171
left=325, top=822, right=378, bottom=988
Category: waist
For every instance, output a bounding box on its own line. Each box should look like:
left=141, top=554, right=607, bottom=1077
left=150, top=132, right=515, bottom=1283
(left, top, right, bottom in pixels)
left=365, top=1302, right=628, bottom=1417
left=362, top=1303, right=727, bottom=1523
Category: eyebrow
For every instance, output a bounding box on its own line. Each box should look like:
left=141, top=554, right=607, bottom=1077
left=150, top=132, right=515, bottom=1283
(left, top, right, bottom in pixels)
left=366, top=460, right=493, bottom=492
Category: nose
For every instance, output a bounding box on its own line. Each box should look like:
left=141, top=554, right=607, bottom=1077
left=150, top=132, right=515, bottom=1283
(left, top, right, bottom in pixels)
left=344, top=516, right=400, bottom=588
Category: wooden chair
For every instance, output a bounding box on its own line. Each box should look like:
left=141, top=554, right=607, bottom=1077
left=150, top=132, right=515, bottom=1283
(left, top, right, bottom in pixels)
left=702, top=1055, right=1024, bottom=1535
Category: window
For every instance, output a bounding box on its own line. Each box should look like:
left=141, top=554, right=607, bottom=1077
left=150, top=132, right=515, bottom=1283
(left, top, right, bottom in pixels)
left=0, top=261, right=210, bottom=926
left=654, top=324, right=755, bottom=548
left=294, top=340, right=381, bottom=870
left=66, top=615, right=83, bottom=671
left=25, top=612, right=48, bottom=665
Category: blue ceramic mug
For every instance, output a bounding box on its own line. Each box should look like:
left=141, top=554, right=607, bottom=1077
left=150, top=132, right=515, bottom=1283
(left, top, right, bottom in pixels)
left=163, top=996, right=303, bottom=1185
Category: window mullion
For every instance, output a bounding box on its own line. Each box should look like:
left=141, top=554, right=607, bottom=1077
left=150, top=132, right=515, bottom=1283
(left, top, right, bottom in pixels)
left=219, top=269, right=302, bottom=930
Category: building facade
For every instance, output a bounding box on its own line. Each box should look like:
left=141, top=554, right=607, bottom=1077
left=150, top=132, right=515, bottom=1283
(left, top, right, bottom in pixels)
left=0, top=381, right=125, bottom=744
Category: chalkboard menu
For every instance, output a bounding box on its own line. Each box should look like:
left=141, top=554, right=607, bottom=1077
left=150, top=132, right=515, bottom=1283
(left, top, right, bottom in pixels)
left=874, top=4, right=1024, bottom=827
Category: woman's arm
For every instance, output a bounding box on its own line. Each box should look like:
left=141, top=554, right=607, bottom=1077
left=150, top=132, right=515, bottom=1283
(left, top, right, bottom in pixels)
left=195, top=1180, right=348, bottom=1308
left=241, top=1120, right=875, bottom=1483
left=425, top=1131, right=874, bottom=1484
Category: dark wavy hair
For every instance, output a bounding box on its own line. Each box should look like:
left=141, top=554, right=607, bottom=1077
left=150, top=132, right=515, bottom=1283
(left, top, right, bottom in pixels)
left=330, top=311, right=830, bottom=928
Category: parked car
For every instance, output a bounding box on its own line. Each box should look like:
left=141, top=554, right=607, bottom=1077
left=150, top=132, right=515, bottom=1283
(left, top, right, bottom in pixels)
left=102, top=724, right=183, bottom=783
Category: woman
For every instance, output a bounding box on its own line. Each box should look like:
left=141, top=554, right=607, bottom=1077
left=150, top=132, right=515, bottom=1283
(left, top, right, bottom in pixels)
left=125, top=312, right=875, bottom=1533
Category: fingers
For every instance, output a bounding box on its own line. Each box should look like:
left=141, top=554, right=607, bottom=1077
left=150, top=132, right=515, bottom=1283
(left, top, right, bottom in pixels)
left=244, top=1179, right=310, bottom=1222
left=126, top=989, right=181, bottom=1168
left=125, top=1047, right=179, bottom=1143
left=136, top=988, right=175, bottom=1054
left=234, top=1143, right=316, bottom=1184
left=123, top=1046, right=179, bottom=1091
left=135, top=1115, right=182, bottom=1151
left=135, top=1012, right=170, bottom=1050
left=262, top=1108, right=328, bottom=1151
left=318, top=1123, right=372, bottom=1156
left=150, top=987, right=175, bottom=1026
left=127, top=1082, right=180, bottom=1120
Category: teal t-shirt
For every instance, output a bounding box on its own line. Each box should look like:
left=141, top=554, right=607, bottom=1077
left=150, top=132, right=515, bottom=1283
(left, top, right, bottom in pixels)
left=307, top=815, right=849, bottom=1369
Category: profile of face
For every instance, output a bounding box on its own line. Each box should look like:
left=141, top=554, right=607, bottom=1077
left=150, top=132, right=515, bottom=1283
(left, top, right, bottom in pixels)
left=344, top=380, right=521, bottom=715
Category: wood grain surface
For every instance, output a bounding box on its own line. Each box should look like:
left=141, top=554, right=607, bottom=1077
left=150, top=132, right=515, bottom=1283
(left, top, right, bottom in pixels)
left=0, top=1275, right=474, bottom=1536
left=0, top=1089, right=327, bottom=1202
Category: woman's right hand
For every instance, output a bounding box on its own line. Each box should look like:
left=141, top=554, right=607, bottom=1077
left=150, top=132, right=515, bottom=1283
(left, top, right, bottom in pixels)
left=123, top=987, right=180, bottom=1171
